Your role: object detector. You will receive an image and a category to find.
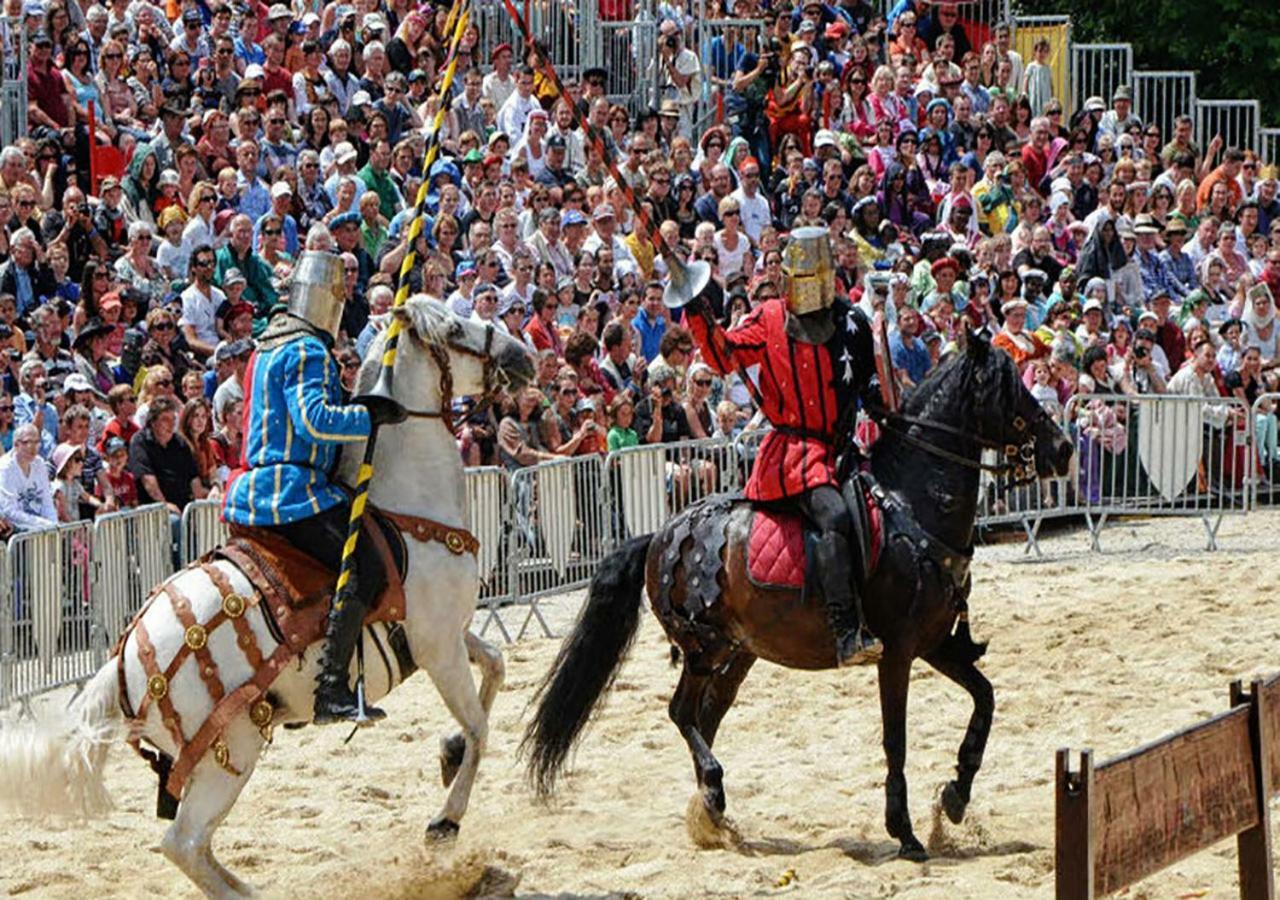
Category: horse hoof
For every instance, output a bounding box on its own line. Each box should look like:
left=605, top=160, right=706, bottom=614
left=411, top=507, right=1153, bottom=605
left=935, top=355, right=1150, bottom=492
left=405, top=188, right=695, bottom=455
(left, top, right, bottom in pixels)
left=439, top=734, right=466, bottom=788
left=426, top=817, right=460, bottom=842
left=898, top=839, right=929, bottom=863
left=940, top=781, right=967, bottom=825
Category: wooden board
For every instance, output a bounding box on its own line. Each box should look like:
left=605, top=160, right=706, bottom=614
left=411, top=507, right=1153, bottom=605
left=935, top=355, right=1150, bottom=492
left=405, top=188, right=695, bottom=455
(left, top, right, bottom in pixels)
left=1260, top=675, right=1280, bottom=798
left=1091, top=705, right=1260, bottom=895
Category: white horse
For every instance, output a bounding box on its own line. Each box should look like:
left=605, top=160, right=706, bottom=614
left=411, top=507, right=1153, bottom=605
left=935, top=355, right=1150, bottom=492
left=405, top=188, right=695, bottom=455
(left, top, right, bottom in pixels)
left=0, top=299, right=535, bottom=897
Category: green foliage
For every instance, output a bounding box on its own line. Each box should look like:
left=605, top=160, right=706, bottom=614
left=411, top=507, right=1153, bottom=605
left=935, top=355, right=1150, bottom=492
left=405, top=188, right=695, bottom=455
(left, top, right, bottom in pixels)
left=1016, top=0, right=1280, bottom=122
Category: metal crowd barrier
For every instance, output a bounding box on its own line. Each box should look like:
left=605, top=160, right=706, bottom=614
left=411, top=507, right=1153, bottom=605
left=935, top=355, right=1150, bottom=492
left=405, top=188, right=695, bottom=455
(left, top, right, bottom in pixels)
left=1064, top=393, right=1252, bottom=551
left=181, top=498, right=229, bottom=565
left=1131, top=70, right=1196, bottom=139
left=92, top=504, right=174, bottom=652
left=1261, top=129, right=1280, bottom=168
left=1196, top=98, right=1261, bottom=157
left=465, top=466, right=518, bottom=641
left=1069, top=43, right=1133, bottom=116
left=3, top=522, right=96, bottom=715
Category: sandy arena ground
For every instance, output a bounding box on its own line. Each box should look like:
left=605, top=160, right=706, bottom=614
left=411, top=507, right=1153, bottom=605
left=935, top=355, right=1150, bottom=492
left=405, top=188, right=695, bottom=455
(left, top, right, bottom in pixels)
left=3, top=511, right=1280, bottom=898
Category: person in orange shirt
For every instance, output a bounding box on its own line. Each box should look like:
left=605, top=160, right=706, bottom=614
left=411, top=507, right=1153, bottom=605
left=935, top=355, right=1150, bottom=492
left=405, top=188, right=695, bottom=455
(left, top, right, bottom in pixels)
left=1196, top=147, right=1245, bottom=212
left=992, top=299, right=1049, bottom=372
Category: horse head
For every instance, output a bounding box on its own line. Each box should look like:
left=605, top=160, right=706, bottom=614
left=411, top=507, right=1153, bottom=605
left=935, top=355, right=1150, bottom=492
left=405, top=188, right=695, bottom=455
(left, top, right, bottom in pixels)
left=365, top=298, right=535, bottom=414
left=959, top=331, right=1073, bottom=480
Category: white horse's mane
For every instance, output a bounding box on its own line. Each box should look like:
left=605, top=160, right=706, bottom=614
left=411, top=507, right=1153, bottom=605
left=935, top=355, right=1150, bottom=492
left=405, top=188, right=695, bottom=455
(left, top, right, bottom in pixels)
left=356, top=295, right=455, bottom=394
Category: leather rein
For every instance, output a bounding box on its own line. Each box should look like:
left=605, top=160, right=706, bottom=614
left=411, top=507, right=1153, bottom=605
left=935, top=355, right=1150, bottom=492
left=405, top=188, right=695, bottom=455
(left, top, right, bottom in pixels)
left=877, top=407, right=1042, bottom=486
left=395, top=322, right=504, bottom=431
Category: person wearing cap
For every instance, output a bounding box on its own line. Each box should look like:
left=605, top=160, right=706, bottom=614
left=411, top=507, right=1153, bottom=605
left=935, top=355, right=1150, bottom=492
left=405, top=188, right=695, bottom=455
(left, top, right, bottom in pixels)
left=655, top=19, right=701, bottom=137
left=253, top=182, right=300, bottom=256
left=992, top=298, right=1049, bottom=371
left=324, top=141, right=367, bottom=206
left=26, top=30, right=71, bottom=131
left=70, top=315, right=116, bottom=394
left=1076, top=296, right=1109, bottom=346
left=1097, top=85, right=1141, bottom=142
left=482, top=42, right=516, bottom=112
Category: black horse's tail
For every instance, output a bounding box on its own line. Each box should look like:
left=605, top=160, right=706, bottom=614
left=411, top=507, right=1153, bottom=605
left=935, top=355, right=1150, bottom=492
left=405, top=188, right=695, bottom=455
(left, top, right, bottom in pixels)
left=522, top=535, right=652, bottom=798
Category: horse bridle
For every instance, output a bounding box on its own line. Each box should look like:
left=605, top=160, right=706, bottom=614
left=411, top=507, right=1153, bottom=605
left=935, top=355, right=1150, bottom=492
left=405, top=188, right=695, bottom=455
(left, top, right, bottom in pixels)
left=396, top=321, right=506, bottom=432
left=878, top=405, right=1043, bottom=485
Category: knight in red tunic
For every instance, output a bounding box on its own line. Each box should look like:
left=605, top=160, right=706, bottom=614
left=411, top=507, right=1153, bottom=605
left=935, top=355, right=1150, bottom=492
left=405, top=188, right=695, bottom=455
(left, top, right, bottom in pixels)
left=681, top=227, right=884, bottom=666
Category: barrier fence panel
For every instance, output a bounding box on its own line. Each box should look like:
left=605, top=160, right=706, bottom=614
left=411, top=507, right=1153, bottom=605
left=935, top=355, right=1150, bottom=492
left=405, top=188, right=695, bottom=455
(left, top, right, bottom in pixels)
left=974, top=414, right=1076, bottom=557
left=1131, top=70, right=1196, bottom=139
left=1259, top=128, right=1280, bottom=167
left=1197, top=98, right=1260, bottom=155
left=92, top=505, right=174, bottom=654
left=470, top=0, right=586, bottom=86
left=1069, top=43, right=1132, bottom=117
left=599, top=7, right=659, bottom=113
left=181, top=499, right=229, bottom=565
left=606, top=437, right=739, bottom=543
left=508, top=454, right=608, bottom=638
left=1, top=18, right=26, bottom=148
left=1065, top=394, right=1252, bottom=551
left=0, top=542, right=9, bottom=709
left=464, top=467, right=518, bottom=641
left=5, top=522, right=96, bottom=713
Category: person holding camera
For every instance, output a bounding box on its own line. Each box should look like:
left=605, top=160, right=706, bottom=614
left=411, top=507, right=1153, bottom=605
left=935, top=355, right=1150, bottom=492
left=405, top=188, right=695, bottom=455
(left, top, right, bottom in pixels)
left=726, top=41, right=777, bottom=172
left=766, top=42, right=817, bottom=158
left=1122, top=326, right=1169, bottom=395
left=656, top=20, right=701, bottom=139
left=43, top=187, right=109, bottom=285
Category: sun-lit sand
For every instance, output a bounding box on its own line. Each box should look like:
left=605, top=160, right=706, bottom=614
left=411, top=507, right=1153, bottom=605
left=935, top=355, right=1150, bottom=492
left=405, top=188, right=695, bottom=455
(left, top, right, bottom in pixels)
left=3, top=512, right=1279, bottom=898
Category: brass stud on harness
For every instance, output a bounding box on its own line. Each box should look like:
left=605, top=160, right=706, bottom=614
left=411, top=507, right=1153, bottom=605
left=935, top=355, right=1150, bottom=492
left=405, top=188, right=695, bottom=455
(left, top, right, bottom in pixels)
left=249, top=698, right=274, bottom=728
left=222, top=593, right=248, bottom=618
left=184, top=624, right=208, bottom=651
left=212, top=739, right=241, bottom=777
left=147, top=673, right=168, bottom=700
left=445, top=531, right=466, bottom=555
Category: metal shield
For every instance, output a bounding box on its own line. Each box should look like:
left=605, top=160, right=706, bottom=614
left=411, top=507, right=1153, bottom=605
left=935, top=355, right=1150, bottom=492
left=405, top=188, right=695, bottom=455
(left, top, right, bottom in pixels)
left=1136, top=397, right=1202, bottom=503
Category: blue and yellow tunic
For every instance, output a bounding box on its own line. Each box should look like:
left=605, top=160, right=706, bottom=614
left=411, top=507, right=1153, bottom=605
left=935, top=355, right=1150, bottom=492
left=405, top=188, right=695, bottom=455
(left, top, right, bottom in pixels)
left=224, top=331, right=370, bottom=527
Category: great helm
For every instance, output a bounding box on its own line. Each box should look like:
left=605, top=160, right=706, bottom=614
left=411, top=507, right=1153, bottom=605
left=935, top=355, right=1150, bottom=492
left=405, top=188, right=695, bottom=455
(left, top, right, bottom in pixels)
left=781, top=226, right=835, bottom=317
left=287, top=250, right=347, bottom=340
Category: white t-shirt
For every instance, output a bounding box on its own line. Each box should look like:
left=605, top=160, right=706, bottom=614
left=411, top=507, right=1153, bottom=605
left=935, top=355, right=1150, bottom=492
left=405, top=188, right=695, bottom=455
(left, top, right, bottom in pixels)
left=0, top=452, right=56, bottom=530
left=729, top=188, right=771, bottom=243
left=180, top=283, right=226, bottom=347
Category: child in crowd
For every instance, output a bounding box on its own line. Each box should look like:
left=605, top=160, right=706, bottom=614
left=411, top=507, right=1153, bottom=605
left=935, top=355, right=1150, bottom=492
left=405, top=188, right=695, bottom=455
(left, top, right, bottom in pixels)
left=102, top=437, right=138, bottom=509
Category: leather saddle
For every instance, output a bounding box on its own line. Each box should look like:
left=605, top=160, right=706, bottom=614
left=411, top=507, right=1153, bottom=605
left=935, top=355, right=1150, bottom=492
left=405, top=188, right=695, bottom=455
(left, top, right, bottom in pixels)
left=216, top=511, right=408, bottom=656
left=746, top=475, right=883, bottom=591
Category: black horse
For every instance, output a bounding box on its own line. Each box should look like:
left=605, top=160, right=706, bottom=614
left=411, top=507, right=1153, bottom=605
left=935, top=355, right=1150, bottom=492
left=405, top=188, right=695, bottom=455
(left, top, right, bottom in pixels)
left=523, top=334, right=1074, bottom=860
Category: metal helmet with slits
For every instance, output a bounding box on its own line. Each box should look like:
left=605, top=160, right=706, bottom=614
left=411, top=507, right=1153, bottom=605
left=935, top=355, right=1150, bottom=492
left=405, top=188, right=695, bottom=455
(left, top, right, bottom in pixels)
left=287, top=250, right=347, bottom=340
left=781, top=226, right=836, bottom=317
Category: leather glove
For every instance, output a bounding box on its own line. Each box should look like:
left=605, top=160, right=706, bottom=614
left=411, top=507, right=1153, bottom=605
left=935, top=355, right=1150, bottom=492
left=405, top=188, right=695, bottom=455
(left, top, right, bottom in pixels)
left=356, top=393, right=408, bottom=427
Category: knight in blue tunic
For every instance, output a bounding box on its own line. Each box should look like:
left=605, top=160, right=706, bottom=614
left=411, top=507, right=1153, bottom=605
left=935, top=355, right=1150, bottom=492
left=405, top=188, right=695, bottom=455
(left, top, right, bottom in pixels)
left=224, top=248, right=406, bottom=724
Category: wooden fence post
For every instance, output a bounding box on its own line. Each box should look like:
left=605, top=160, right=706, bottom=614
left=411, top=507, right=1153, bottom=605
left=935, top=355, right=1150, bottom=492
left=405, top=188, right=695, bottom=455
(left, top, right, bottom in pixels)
left=1056, top=747, right=1095, bottom=900
left=1231, top=679, right=1275, bottom=900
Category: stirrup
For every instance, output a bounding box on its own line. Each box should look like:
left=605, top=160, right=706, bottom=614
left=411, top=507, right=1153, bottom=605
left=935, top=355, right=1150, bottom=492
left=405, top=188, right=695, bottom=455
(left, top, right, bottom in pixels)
left=313, top=683, right=386, bottom=726
left=836, top=629, right=884, bottom=668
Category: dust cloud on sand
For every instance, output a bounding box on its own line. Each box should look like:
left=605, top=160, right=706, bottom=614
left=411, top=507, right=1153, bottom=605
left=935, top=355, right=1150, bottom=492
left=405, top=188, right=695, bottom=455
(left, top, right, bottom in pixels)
left=3, top=513, right=1280, bottom=898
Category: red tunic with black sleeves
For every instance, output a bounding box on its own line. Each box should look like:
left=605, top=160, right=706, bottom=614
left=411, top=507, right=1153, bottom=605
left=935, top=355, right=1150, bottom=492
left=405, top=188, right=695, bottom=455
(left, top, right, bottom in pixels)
left=687, top=298, right=877, bottom=502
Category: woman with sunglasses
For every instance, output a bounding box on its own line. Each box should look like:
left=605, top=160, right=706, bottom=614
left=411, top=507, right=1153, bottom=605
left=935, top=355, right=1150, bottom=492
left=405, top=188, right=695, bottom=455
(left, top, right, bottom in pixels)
left=63, top=39, right=117, bottom=142
left=836, top=67, right=876, bottom=143
left=96, top=38, right=141, bottom=135
left=139, top=310, right=196, bottom=388
left=161, top=51, right=194, bottom=111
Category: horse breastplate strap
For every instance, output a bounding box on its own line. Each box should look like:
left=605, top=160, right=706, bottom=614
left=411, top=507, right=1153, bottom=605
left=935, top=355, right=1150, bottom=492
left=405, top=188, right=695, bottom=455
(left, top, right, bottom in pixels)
left=864, top=473, right=972, bottom=590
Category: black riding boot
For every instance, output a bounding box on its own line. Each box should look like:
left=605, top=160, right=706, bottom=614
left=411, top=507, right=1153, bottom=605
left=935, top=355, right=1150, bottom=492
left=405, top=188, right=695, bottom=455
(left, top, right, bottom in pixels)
left=813, top=531, right=884, bottom=667
left=313, top=585, right=386, bottom=725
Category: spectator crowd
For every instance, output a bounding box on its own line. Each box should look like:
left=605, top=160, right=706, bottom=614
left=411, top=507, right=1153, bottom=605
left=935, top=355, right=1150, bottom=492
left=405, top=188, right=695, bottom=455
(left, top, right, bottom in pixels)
left=0, top=0, right=1278, bottom=536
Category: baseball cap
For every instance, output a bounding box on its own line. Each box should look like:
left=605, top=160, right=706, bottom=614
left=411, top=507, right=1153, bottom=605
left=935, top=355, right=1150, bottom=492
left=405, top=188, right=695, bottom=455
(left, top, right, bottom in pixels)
left=334, top=142, right=358, bottom=164
left=546, top=134, right=566, bottom=150
left=63, top=373, right=95, bottom=394
left=813, top=129, right=837, bottom=150
left=267, top=3, right=291, bottom=19
left=223, top=267, right=247, bottom=286
left=455, top=259, right=478, bottom=279
left=243, top=63, right=265, bottom=81
left=104, top=436, right=128, bottom=456
left=270, top=181, right=292, bottom=199
left=561, top=209, right=588, bottom=228
left=330, top=210, right=361, bottom=229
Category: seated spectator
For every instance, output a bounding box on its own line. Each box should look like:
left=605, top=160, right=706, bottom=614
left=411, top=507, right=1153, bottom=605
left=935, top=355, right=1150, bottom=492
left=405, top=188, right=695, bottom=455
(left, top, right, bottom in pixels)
left=635, top=363, right=693, bottom=445
left=128, top=395, right=206, bottom=515
left=14, top=360, right=59, bottom=459
left=50, top=442, right=89, bottom=522
left=102, top=436, right=138, bottom=509
left=606, top=394, right=639, bottom=451
left=0, top=424, right=57, bottom=531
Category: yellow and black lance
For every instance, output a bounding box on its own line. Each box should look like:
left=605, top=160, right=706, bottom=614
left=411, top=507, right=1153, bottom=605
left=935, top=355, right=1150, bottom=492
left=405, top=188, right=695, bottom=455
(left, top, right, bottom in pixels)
left=331, top=0, right=472, bottom=725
